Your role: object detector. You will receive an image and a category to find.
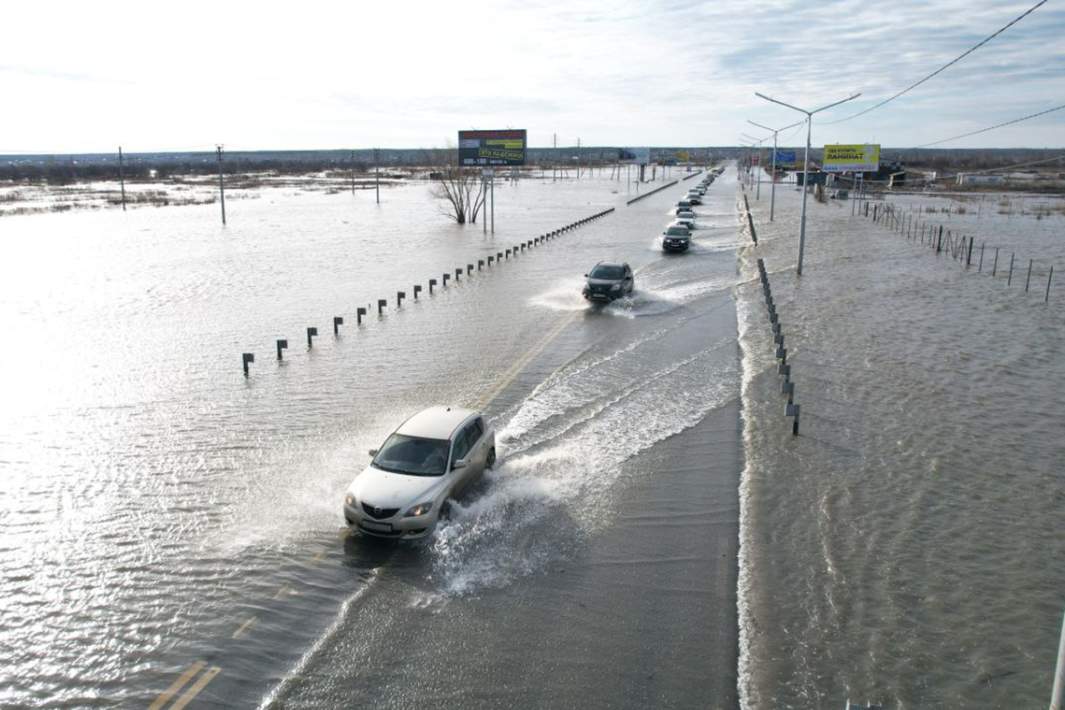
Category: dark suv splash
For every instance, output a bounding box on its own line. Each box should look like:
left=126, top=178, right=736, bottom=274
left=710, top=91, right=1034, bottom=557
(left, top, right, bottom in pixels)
left=583, top=262, right=634, bottom=302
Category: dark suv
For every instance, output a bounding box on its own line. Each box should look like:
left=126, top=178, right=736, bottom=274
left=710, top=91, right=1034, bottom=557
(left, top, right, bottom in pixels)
left=583, top=262, right=634, bottom=302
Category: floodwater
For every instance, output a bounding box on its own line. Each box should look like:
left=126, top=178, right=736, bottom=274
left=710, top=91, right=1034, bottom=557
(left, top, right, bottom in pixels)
left=735, top=176, right=1065, bottom=708
left=0, top=168, right=746, bottom=707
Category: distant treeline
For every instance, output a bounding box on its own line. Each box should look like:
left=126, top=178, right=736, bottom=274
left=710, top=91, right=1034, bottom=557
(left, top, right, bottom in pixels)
left=0, top=157, right=375, bottom=185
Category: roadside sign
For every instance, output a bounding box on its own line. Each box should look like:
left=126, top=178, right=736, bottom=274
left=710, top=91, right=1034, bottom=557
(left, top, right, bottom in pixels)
left=822, top=144, right=880, bottom=172
left=773, top=149, right=797, bottom=167
left=619, top=147, right=650, bottom=166
left=458, top=129, right=527, bottom=166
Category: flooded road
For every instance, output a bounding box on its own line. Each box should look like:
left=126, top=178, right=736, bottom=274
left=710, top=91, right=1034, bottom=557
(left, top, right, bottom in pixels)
left=0, top=169, right=745, bottom=707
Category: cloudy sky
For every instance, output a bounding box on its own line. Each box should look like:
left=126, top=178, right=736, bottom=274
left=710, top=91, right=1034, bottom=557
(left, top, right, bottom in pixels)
left=3, top=0, right=1063, bottom=153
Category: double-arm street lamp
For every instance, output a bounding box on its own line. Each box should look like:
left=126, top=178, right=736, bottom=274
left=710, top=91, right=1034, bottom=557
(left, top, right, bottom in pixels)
left=740, top=132, right=766, bottom=200
left=747, top=119, right=803, bottom=222
left=754, top=91, right=861, bottom=275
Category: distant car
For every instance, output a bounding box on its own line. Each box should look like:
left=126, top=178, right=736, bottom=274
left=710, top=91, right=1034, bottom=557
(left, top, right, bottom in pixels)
left=583, top=261, right=634, bottom=302
left=662, top=225, right=691, bottom=253
left=685, top=195, right=703, bottom=205
left=676, top=209, right=696, bottom=221
left=675, top=205, right=695, bottom=216
left=673, top=216, right=696, bottom=230
left=343, top=406, right=496, bottom=539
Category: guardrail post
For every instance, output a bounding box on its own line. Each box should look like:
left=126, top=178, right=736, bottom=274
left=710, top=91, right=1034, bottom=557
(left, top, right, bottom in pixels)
left=413, top=284, right=422, bottom=299
left=966, top=237, right=974, bottom=267
left=396, top=291, right=405, bottom=308
left=1025, top=259, right=1033, bottom=292
left=979, top=243, right=985, bottom=272
left=1047, top=266, right=1055, bottom=303
left=428, top=278, right=437, bottom=294
left=1008, top=253, right=1015, bottom=286
left=333, top=316, right=344, bottom=335
left=377, top=298, right=387, bottom=315
left=306, top=327, right=317, bottom=348
left=356, top=307, right=366, bottom=325
left=242, top=352, right=254, bottom=377
left=993, top=248, right=1000, bottom=276
left=276, top=339, right=288, bottom=360
left=478, top=259, right=484, bottom=270
left=455, top=268, right=462, bottom=281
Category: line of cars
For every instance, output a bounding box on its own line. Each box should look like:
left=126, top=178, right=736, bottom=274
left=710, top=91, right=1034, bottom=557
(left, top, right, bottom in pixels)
left=660, top=172, right=717, bottom=253
left=345, top=166, right=726, bottom=541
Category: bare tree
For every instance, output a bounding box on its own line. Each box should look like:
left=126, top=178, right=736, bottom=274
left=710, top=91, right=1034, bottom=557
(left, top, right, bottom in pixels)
left=428, top=148, right=486, bottom=224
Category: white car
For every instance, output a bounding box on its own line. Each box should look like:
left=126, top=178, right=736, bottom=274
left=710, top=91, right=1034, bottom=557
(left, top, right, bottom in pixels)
left=672, top=216, right=696, bottom=231
left=343, top=406, right=496, bottom=539
left=676, top=209, right=696, bottom=221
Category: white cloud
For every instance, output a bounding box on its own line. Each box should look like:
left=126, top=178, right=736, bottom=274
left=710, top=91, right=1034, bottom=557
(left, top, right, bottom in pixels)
left=2, top=0, right=1062, bottom=152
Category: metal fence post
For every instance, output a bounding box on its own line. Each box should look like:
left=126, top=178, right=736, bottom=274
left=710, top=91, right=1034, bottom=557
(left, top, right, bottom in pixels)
left=1052, top=609, right=1065, bottom=710
left=1025, top=259, right=1034, bottom=292
left=1008, top=253, right=1015, bottom=286
left=1047, top=266, right=1055, bottom=303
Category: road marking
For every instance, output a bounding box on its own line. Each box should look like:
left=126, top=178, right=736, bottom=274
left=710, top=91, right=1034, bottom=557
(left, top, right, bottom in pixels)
left=312, top=548, right=326, bottom=562
left=272, top=585, right=293, bottom=600
left=474, top=312, right=578, bottom=410
left=168, top=665, right=221, bottom=710
left=231, top=615, right=258, bottom=640
left=148, top=661, right=205, bottom=710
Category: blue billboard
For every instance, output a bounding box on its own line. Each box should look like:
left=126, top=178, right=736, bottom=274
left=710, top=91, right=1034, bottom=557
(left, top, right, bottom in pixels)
left=772, top=149, right=797, bottom=167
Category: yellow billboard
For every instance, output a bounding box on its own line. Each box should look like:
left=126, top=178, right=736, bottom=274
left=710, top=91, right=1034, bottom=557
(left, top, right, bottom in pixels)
left=822, top=144, right=880, bottom=172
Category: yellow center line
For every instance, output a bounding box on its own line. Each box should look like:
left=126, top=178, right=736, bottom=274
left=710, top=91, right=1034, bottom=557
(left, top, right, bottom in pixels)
left=148, top=661, right=205, bottom=710
left=168, top=665, right=221, bottom=710
left=312, top=548, right=326, bottom=562
left=272, top=585, right=293, bottom=600
left=231, top=615, right=258, bottom=640
left=473, top=312, right=578, bottom=411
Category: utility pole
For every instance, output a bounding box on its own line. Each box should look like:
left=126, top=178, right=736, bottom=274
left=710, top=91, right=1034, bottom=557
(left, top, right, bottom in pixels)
left=490, top=170, right=495, bottom=233
left=374, top=148, right=380, bottom=204
left=216, top=145, right=226, bottom=226
left=553, top=133, right=557, bottom=181
left=118, top=146, right=126, bottom=211
left=755, top=90, right=861, bottom=275
left=351, top=150, right=355, bottom=196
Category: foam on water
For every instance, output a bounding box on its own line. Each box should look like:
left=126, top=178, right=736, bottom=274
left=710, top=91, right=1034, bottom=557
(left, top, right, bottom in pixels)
left=429, top=335, right=740, bottom=595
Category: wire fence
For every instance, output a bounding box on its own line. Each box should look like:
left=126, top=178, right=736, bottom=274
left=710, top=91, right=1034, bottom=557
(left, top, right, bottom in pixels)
left=858, top=200, right=1059, bottom=303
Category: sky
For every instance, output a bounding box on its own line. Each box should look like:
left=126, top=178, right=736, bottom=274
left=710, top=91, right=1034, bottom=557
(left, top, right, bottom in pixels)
left=2, top=0, right=1064, bottom=153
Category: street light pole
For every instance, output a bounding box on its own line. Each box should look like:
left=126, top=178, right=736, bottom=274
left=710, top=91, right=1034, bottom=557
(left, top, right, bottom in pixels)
left=741, top=132, right=765, bottom=200
left=754, top=91, right=860, bottom=275
left=748, top=119, right=802, bottom=222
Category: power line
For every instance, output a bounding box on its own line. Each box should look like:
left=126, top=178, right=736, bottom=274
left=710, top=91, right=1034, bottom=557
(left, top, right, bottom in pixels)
left=915, top=102, right=1065, bottom=148
left=824, top=0, right=1047, bottom=125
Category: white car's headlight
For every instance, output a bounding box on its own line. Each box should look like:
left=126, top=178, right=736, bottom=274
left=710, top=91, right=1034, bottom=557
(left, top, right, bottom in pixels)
left=404, top=501, right=433, bottom=517
left=610, top=283, right=621, bottom=291
left=345, top=493, right=355, bottom=507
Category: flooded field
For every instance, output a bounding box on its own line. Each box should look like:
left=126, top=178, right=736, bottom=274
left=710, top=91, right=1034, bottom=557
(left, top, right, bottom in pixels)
left=736, top=176, right=1065, bottom=708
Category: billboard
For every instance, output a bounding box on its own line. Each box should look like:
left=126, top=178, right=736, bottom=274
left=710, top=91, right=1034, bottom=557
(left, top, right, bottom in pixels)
left=458, top=129, right=527, bottom=166
left=772, top=149, right=798, bottom=168
left=619, top=147, right=650, bottom=165
left=822, top=144, right=880, bottom=173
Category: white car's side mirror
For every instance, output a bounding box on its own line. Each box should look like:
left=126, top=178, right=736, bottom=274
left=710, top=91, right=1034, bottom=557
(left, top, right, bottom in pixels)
left=452, top=458, right=468, bottom=470
left=368, top=448, right=378, bottom=457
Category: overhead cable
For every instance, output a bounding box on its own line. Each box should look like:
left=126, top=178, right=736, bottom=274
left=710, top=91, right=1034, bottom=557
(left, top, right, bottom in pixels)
left=824, top=0, right=1047, bottom=125
left=914, top=102, right=1065, bottom=148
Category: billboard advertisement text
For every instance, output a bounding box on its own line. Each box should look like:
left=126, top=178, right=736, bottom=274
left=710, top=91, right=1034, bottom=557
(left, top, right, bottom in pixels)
left=458, top=130, right=527, bottom=166
left=772, top=149, right=798, bottom=168
left=822, top=144, right=880, bottom=172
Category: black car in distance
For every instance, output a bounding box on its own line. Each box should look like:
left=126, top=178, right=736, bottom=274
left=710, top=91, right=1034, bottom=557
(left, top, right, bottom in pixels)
left=662, top=225, right=691, bottom=253
left=583, top=262, right=634, bottom=302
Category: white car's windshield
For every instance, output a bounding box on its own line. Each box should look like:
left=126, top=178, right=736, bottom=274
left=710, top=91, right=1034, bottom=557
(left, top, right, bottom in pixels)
left=373, top=433, right=449, bottom=476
